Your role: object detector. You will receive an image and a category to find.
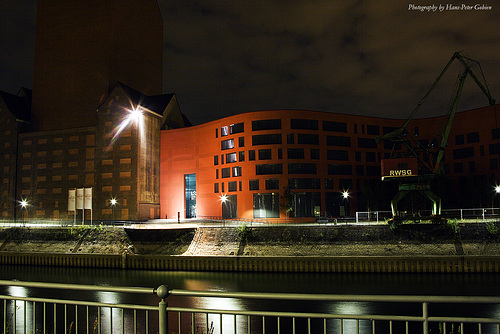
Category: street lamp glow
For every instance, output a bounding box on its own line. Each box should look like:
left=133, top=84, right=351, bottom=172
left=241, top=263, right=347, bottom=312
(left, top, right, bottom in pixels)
left=495, top=185, right=500, bottom=194
left=342, top=191, right=349, bottom=199
left=220, top=194, right=228, bottom=203
left=110, top=198, right=117, bottom=206
left=20, top=199, right=28, bottom=208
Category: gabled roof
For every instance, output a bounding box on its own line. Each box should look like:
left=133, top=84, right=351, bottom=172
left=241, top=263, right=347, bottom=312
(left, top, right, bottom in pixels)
left=108, top=82, right=191, bottom=129
left=117, top=82, right=175, bottom=117
left=0, top=88, right=31, bottom=123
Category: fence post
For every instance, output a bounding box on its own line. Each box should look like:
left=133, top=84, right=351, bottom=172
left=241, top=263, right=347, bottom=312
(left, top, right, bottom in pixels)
left=422, top=302, right=428, bottom=334
left=156, top=285, right=170, bottom=334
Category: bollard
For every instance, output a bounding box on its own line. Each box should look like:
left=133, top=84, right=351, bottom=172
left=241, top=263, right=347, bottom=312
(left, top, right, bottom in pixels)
left=156, top=285, right=170, bottom=334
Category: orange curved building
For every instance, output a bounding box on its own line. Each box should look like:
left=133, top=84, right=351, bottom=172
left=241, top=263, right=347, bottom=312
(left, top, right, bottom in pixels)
left=160, top=105, right=500, bottom=221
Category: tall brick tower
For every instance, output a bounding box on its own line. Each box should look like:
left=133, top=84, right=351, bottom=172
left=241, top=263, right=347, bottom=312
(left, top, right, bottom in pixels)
left=31, top=0, right=163, bottom=131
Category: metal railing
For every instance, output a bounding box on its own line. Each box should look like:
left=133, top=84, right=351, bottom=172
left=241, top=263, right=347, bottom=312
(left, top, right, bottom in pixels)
left=355, top=207, right=500, bottom=223
left=0, top=280, right=167, bottom=334
left=2, top=280, right=500, bottom=333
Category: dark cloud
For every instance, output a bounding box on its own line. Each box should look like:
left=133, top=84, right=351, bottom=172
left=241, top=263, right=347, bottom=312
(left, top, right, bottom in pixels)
left=1, top=0, right=499, bottom=125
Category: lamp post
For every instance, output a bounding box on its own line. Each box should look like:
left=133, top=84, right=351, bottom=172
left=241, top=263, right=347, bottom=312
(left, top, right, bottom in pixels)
left=495, top=186, right=500, bottom=216
left=19, top=198, right=28, bottom=224
left=110, top=198, right=117, bottom=222
left=341, top=190, right=350, bottom=218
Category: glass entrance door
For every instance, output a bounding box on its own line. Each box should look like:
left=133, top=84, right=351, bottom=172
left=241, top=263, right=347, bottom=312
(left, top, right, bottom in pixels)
left=185, top=174, right=196, bottom=218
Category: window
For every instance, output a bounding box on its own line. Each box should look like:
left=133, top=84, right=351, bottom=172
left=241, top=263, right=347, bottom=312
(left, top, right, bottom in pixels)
left=278, top=148, right=282, bottom=159
left=221, top=139, right=234, bottom=150
left=214, top=183, right=219, bottom=193
left=469, top=161, right=476, bottom=172
left=356, top=165, right=364, bottom=175
left=454, top=162, right=463, bottom=173
left=288, top=178, right=320, bottom=189
left=323, top=121, right=347, bottom=133
left=239, top=137, right=245, bottom=147
left=253, top=193, right=279, bottom=218
left=288, top=163, right=317, bottom=174
left=490, top=143, right=500, bottom=155
left=327, top=135, right=351, bottom=147
left=287, top=134, right=294, bottom=144
left=249, top=150, right=256, bottom=161
left=239, top=151, right=245, bottom=162
left=367, top=125, right=380, bottom=135
left=216, top=169, right=219, bottom=179
left=291, top=119, right=318, bottom=130
left=455, top=134, right=465, bottom=145
left=310, top=149, right=320, bottom=160
left=383, top=126, right=399, bottom=135
left=365, top=152, right=376, bottom=162
left=258, top=149, right=272, bottom=160
left=339, top=179, right=353, bottom=189
left=228, top=181, right=237, bottom=192
left=249, top=179, right=259, bottom=190
left=230, top=122, right=244, bottom=134
left=288, top=148, right=304, bottom=159
left=215, top=128, right=218, bottom=138
left=366, top=166, right=380, bottom=176
left=291, top=192, right=321, bottom=218
left=252, top=134, right=282, bottom=145
left=265, top=179, right=279, bottom=190
left=467, top=132, right=479, bottom=144
left=492, top=128, right=500, bottom=140
left=252, top=119, right=281, bottom=131
left=327, top=150, right=349, bottom=161
left=221, top=126, right=228, bottom=137
left=328, top=164, right=352, bottom=175
left=256, top=164, right=283, bottom=175
left=226, top=152, right=237, bottom=163
left=325, top=178, right=334, bottom=189
left=214, top=155, right=219, bottom=165
left=358, top=138, right=377, bottom=148
left=453, top=147, right=474, bottom=159
left=491, top=158, right=498, bottom=170
left=355, top=151, right=361, bottom=162
left=221, top=154, right=224, bottom=164
left=222, top=182, right=225, bottom=192
left=222, top=168, right=230, bottom=178
left=414, top=127, right=419, bottom=137
left=297, top=134, right=319, bottom=145
left=232, top=166, right=242, bottom=177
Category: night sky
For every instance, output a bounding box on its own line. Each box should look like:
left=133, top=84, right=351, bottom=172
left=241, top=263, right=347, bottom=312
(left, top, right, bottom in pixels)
left=1, top=1, right=499, bottom=125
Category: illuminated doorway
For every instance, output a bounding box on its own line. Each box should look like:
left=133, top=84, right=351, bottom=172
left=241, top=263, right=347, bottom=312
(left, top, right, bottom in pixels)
left=222, top=194, right=237, bottom=218
left=185, top=174, right=196, bottom=218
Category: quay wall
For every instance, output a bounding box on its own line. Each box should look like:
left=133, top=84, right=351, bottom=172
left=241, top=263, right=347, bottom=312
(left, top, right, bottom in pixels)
left=1, top=252, right=500, bottom=273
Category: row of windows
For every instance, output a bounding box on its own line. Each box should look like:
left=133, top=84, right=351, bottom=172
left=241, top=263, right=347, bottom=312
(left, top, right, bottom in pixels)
left=215, top=149, right=387, bottom=166
left=214, top=161, right=382, bottom=178
left=215, top=178, right=357, bottom=193
left=216, top=119, right=399, bottom=137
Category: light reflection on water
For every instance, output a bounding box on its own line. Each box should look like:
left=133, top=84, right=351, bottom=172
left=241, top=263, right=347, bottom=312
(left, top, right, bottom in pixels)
left=2, top=266, right=500, bottom=333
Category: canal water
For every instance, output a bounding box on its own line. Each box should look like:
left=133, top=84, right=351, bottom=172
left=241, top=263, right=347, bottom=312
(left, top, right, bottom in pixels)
left=2, top=265, right=500, bottom=333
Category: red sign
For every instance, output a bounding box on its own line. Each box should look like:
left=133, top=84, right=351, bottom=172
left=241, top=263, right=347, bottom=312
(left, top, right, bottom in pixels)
left=381, top=158, right=418, bottom=180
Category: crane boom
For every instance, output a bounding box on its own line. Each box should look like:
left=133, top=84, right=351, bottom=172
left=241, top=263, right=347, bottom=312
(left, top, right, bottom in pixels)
left=375, top=51, right=496, bottom=221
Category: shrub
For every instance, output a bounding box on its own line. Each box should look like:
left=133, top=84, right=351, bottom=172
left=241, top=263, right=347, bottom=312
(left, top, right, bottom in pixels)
left=486, top=221, right=499, bottom=236
left=237, top=224, right=252, bottom=241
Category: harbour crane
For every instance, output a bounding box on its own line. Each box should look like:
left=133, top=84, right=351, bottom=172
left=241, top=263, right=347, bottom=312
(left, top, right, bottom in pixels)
left=376, top=51, right=496, bottom=223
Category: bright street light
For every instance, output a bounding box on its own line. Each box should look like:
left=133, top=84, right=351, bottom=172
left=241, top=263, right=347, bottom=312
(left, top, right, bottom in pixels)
left=495, top=185, right=500, bottom=194
left=220, top=194, right=228, bottom=203
left=20, top=199, right=28, bottom=209
left=342, top=191, right=349, bottom=199
left=110, top=198, right=117, bottom=206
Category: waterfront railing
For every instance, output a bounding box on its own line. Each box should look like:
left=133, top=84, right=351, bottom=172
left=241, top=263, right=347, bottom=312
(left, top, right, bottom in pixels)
left=2, top=280, right=500, bottom=333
